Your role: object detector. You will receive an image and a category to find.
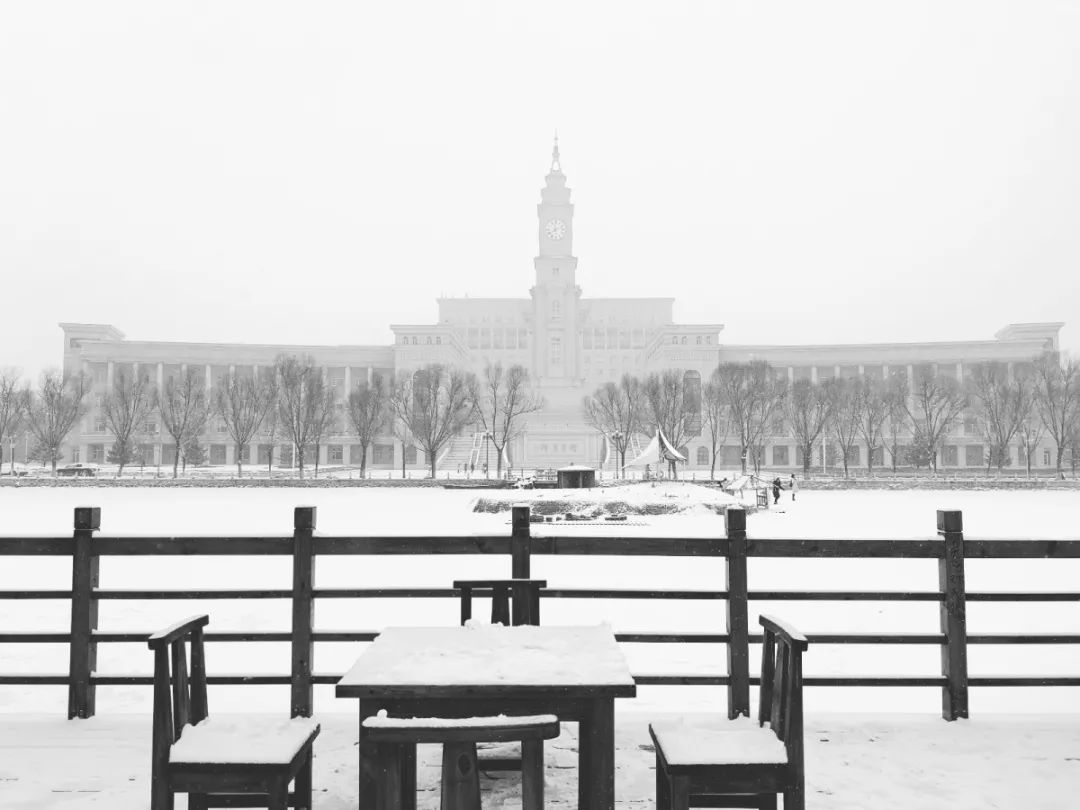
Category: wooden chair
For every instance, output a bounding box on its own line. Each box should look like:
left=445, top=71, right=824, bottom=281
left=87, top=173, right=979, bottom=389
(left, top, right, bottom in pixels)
left=361, top=713, right=560, bottom=810
left=454, top=578, right=546, bottom=626
left=649, top=615, right=808, bottom=810
left=148, top=615, right=320, bottom=810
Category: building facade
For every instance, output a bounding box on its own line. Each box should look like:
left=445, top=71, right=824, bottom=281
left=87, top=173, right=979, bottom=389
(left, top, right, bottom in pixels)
left=60, top=141, right=1064, bottom=472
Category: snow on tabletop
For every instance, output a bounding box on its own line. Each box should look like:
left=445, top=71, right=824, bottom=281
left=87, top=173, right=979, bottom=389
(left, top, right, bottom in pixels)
left=169, top=717, right=318, bottom=764
left=650, top=715, right=788, bottom=765
left=339, top=624, right=635, bottom=688
left=363, top=710, right=558, bottom=728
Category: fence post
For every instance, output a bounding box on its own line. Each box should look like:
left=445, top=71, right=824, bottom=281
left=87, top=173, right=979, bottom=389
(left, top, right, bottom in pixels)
left=291, top=506, right=316, bottom=718
left=937, top=509, right=969, bottom=720
left=68, top=506, right=101, bottom=719
left=511, top=505, right=532, bottom=626
left=725, top=506, right=750, bottom=718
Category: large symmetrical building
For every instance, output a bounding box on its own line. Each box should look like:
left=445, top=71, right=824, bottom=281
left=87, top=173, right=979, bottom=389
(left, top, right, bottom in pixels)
left=60, top=141, right=1064, bottom=472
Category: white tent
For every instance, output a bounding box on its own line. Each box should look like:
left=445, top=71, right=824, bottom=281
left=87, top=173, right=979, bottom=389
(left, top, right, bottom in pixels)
left=626, top=428, right=686, bottom=467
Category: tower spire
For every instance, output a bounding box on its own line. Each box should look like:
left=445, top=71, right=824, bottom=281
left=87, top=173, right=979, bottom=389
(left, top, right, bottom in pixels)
left=551, top=131, right=561, bottom=172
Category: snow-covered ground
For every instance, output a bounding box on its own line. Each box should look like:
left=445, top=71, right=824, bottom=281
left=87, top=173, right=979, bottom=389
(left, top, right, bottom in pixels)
left=1, top=486, right=1078, bottom=716
left=3, top=712, right=1078, bottom=809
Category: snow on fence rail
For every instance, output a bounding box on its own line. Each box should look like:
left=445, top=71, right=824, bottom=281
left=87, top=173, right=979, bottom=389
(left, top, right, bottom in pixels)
left=1, top=506, right=1079, bottom=722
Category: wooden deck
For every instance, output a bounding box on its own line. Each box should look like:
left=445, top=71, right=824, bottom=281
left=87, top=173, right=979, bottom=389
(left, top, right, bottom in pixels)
left=3, top=712, right=1078, bottom=809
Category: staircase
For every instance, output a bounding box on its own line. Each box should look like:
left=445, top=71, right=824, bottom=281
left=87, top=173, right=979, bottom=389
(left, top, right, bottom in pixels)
left=438, top=432, right=485, bottom=473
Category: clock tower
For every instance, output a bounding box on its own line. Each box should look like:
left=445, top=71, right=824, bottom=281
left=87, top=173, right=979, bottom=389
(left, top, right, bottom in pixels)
left=531, top=135, right=581, bottom=383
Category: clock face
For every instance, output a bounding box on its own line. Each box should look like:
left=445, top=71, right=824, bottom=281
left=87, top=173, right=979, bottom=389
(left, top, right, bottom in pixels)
left=545, top=219, right=567, bottom=240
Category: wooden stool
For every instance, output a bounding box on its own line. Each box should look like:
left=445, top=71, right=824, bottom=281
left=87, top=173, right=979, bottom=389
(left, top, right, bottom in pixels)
left=454, top=579, right=546, bottom=627
left=361, top=713, right=560, bottom=810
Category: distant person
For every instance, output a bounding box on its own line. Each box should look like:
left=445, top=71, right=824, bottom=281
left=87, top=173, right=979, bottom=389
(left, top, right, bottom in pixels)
left=469, top=461, right=475, bottom=476
left=482, top=461, right=488, bottom=477
left=771, top=476, right=782, bottom=504
left=790, top=473, right=798, bottom=501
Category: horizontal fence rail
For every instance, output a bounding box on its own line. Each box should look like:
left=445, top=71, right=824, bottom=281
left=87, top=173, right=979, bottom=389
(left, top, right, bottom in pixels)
left=1, top=505, right=1079, bottom=721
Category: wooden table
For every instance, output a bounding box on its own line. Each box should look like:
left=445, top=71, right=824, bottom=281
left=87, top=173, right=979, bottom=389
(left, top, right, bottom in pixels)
left=336, top=625, right=637, bottom=810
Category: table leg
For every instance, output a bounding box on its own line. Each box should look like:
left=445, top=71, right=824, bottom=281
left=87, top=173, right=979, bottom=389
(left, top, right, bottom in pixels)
left=357, top=701, right=378, bottom=810
left=401, top=743, right=416, bottom=810
left=579, top=697, right=615, bottom=810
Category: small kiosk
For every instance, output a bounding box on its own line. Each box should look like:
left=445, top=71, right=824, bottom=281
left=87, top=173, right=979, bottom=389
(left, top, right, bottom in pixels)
left=557, top=465, right=596, bottom=489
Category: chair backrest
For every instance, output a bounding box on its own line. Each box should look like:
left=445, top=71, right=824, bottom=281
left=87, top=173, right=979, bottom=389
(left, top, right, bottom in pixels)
left=148, top=615, right=210, bottom=780
left=453, top=579, right=546, bottom=626
left=756, top=615, right=808, bottom=766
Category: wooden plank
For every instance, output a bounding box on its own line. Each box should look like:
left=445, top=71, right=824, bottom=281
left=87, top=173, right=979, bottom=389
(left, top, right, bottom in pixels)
left=0, top=674, right=69, bottom=684
left=615, top=632, right=730, bottom=643
left=966, top=591, right=1080, bottom=602
left=633, top=675, right=728, bottom=686
left=962, top=539, right=1080, bottom=559
left=67, top=506, right=100, bottom=719
left=95, top=589, right=292, bottom=599
left=747, top=538, right=945, bottom=558
left=725, top=508, right=750, bottom=719
left=291, top=507, right=316, bottom=719
left=94, top=536, right=294, bottom=555
left=315, top=536, right=511, bottom=555
left=749, top=590, right=943, bottom=601
left=967, top=676, right=1080, bottom=686
left=531, top=536, right=727, bottom=557
left=938, top=510, right=969, bottom=721
left=0, top=589, right=73, bottom=599
left=0, top=538, right=73, bottom=555
left=967, top=633, right=1080, bottom=644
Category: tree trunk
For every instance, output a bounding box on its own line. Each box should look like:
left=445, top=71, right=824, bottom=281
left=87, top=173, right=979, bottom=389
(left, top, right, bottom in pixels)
left=173, top=453, right=180, bottom=479
left=360, top=444, right=368, bottom=479
left=314, top=443, right=320, bottom=478
left=867, top=448, right=874, bottom=477
left=710, top=453, right=717, bottom=480
left=495, top=444, right=503, bottom=477
left=401, top=440, right=406, bottom=479
left=1056, top=446, right=1065, bottom=479
left=430, top=453, right=437, bottom=478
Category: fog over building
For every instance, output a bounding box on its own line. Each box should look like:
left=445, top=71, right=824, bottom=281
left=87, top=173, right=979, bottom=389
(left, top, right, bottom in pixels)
left=60, top=142, right=1064, bottom=472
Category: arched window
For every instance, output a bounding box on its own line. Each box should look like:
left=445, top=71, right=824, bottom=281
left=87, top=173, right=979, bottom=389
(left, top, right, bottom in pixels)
left=696, top=446, right=709, bottom=466
left=672, top=336, right=678, bottom=345
left=681, top=336, right=687, bottom=345
left=411, top=337, right=418, bottom=345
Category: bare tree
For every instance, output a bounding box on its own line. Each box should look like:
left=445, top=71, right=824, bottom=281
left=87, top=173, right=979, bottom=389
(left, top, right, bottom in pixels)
left=713, top=362, right=785, bottom=474
left=346, top=374, right=388, bottom=478
left=582, top=374, right=645, bottom=477
left=854, top=376, right=889, bottom=476
left=470, top=363, right=543, bottom=477
left=275, top=354, right=333, bottom=480
left=905, top=373, right=967, bottom=473
left=388, top=372, right=416, bottom=479
left=826, top=378, right=862, bottom=477
left=702, top=369, right=731, bottom=479
left=643, top=369, right=696, bottom=478
left=159, top=367, right=209, bottom=478
left=882, top=371, right=910, bottom=472
left=309, top=382, right=339, bottom=478
left=0, top=369, right=30, bottom=473
left=215, top=371, right=274, bottom=477
left=783, top=379, right=832, bottom=476
left=1032, top=352, right=1080, bottom=478
left=967, top=362, right=1024, bottom=473
left=27, top=370, right=90, bottom=473
left=392, top=365, right=475, bottom=478
left=102, top=368, right=156, bottom=476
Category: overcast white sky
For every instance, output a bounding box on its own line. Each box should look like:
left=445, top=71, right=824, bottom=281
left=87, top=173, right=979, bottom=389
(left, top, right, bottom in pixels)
left=2, top=1, right=1078, bottom=379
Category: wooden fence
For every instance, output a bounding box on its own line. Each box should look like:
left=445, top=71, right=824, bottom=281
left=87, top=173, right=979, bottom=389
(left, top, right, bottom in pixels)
left=1, top=505, right=1078, bottom=722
